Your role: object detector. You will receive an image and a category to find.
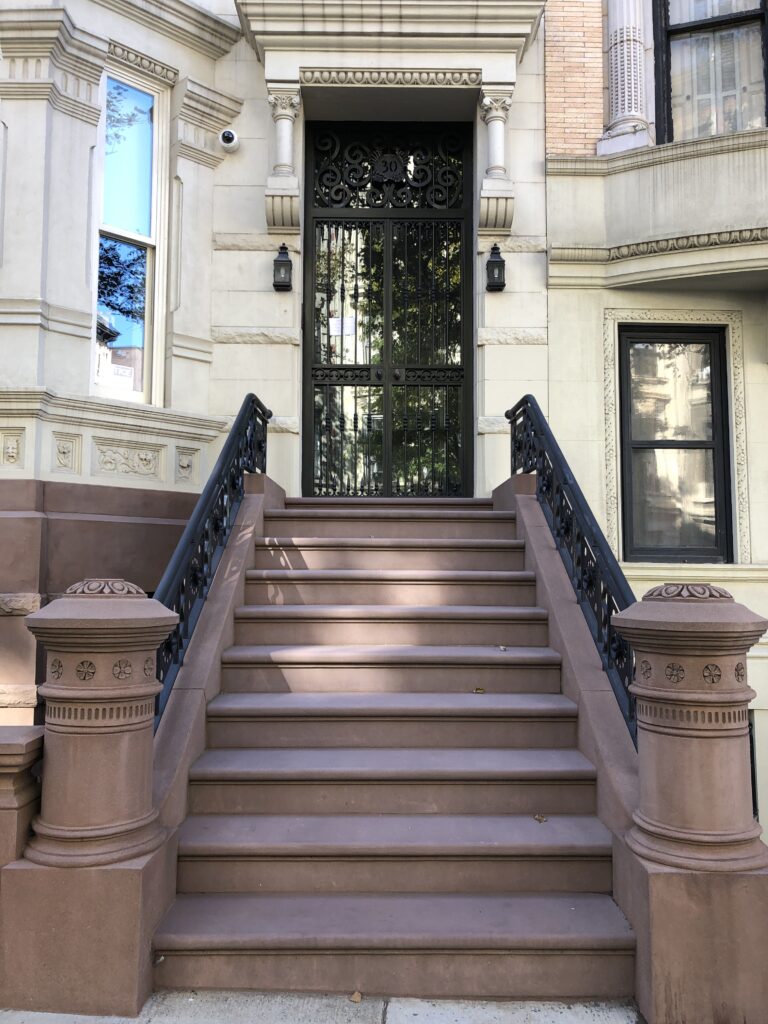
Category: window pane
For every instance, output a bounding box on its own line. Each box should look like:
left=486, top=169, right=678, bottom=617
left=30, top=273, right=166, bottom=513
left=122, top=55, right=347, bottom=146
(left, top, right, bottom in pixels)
left=671, top=22, right=766, bottom=139
left=631, top=449, right=717, bottom=550
left=629, top=342, right=713, bottom=441
left=103, top=78, right=153, bottom=236
left=669, top=0, right=760, bottom=26
left=96, top=235, right=148, bottom=394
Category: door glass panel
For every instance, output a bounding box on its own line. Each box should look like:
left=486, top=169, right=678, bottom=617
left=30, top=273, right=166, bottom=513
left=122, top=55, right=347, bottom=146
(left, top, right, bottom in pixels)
left=631, top=449, right=716, bottom=549
left=313, top=385, right=384, bottom=496
left=314, top=221, right=384, bottom=366
left=103, top=78, right=154, bottom=236
left=392, top=222, right=463, bottom=367
left=629, top=342, right=713, bottom=441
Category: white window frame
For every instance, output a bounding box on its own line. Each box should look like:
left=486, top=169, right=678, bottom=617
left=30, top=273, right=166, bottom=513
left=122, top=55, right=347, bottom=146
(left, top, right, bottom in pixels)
left=90, top=64, right=170, bottom=406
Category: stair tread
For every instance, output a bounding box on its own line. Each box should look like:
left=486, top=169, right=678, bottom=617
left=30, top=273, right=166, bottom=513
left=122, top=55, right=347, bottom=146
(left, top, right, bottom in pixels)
left=178, top=813, right=611, bottom=857
left=255, top=537, right=525, bottom=549
left=235, top=605, right=548, bottom=621
left=245, top=569, right=536, bottom=583
left=285, top=498, right=494, bottom=508
left=207, top=692, right=576, bottom=718
left=221, top=644, right=562, bottom=665
left=190, top=747, right=596, bottom=781
left=266, top=510, right=516, bottom=521
left=155, top=892, right=633, bottom=951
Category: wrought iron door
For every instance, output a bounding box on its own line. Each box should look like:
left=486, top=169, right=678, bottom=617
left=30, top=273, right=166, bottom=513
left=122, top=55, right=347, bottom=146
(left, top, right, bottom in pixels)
left=303, top=123, right=473, bottom=497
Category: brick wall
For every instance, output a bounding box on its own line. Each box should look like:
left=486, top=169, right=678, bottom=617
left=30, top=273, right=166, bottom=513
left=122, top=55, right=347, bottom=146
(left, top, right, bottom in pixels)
left=545, top=0, right=605, bottom=156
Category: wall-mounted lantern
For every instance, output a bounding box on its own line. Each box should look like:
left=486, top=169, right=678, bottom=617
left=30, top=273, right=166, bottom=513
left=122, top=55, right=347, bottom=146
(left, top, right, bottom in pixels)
left=485, top=243, right=506, bottom=291
left=273, top=243, right=293, bottom=291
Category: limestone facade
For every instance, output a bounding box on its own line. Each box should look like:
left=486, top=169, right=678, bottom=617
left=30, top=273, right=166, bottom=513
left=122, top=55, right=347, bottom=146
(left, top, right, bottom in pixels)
left=0, top=0, right=766, bottom=812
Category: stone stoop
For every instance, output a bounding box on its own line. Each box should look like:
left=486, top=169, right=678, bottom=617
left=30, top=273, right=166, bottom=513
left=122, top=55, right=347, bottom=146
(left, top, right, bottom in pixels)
left=153, top=498, right=635, bottom=999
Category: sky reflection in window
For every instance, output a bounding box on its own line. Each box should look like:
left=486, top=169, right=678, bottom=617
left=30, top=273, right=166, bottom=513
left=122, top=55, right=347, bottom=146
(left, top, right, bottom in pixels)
left=103, top=77, right=154, bottom=237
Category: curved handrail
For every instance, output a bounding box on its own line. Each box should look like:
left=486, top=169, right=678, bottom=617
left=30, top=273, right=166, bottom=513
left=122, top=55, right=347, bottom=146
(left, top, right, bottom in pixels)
left=505, top=395, right=637, bottom=744
left=154, top=394, right=272, bottom=724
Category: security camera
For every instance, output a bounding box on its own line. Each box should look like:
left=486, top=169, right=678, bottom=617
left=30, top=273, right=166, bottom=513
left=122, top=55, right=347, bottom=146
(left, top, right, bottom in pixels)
left=219, top=129, right=240, bottom=153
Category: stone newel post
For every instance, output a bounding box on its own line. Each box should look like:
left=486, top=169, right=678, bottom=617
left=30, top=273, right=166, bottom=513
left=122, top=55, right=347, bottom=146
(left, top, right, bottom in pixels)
left=24, top=579, right=178, bottom=867
left=613, top=583, right=768, bottom=872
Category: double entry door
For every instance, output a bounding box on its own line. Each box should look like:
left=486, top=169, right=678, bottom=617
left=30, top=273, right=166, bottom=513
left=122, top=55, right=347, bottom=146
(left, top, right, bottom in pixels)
left=302, top=122, right=473, bottom=497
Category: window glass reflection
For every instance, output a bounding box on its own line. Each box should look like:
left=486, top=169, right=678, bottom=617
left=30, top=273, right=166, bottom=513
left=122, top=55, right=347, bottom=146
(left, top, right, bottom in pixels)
left=629, top=342, right=713, bottom=441
left=103, top=78, right=154, bottom=236
left=668, top=0, right=759, bottom=26
left=632, top=449, right=716, bottom=549
left=96, top=235, right=147, bottom=394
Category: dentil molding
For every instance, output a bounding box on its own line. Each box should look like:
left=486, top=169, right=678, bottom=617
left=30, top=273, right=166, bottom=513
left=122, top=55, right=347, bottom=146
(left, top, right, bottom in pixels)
left=602, top=308, right=750, bottom=564
left=299, top=68, right=482, bottom=87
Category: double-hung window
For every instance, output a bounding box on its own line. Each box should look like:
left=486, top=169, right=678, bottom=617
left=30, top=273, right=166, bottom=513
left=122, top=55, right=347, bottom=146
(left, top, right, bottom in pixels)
left=93, top=74, right=166, bottom=402
left=655, top=0, right=767, bottom=142
left=619, top=326, right=733, bottom=563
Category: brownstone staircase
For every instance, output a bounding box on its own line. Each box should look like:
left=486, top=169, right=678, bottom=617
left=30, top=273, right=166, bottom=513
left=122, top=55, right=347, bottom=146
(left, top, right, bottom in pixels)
left=154, top=498, right=635, bottom=999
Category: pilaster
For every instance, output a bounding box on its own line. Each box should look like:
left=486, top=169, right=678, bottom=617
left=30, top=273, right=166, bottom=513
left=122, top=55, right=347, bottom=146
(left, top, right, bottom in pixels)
left=479, top=89, right=516, bottom=235
left=597, top=0, right=652, bottom=154
left=266, top=84, right=302, bottom=234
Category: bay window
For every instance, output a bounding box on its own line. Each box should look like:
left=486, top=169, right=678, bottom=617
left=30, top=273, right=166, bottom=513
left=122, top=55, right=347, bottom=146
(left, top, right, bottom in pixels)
left=655, top=0, right=767, bottom=142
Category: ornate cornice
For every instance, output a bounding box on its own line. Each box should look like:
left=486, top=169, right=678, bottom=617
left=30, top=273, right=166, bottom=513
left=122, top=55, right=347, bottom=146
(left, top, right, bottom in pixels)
left=108, top=42, right=178, bottom=86
left=0, top=8, right=107, bottom=124
left=299, top=68, right=482, bottom=87
left=93, top=0, right=240, bottom=60
left=609, top=227, right=768, bottom=261
left=172, top=78, right=244, bottom=168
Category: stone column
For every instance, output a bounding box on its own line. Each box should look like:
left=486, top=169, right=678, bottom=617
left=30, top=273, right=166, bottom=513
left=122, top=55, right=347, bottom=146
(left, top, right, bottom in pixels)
left=266, top=85, right=302, bottom=233
left=597, top=0, right=652, bottom=154
left=23, top=579, right=178, bottom=867
left=478, top=89, right=516, bottom=235
left=613, top=583, right=768, bottom=872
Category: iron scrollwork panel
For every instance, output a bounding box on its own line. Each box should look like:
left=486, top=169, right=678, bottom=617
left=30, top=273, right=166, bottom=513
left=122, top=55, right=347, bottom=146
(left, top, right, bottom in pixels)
left=314, top=384, right=384, bottom=496
left=392, top=384, right=463, bottom=496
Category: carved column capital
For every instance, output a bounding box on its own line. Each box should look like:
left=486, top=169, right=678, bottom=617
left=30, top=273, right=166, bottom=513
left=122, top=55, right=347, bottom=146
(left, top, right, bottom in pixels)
left=268, top=89, right=302, bottom=122
left=479, top=91, right=513, bottom=124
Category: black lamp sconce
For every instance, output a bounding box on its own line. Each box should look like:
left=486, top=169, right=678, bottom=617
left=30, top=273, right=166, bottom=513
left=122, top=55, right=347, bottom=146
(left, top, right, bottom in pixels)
left=273, top=243, right=293, bottom=291
left=486, top=243, right=506, bottom=291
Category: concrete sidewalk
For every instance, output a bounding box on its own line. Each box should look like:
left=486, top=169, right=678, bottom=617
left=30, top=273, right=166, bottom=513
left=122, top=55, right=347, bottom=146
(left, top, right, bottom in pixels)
left=0, top=992, right=643, bottom=1023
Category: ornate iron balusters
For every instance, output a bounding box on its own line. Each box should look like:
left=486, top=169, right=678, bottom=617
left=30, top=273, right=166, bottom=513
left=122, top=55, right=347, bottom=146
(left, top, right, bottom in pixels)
left=506, top=396, right=637, bottom=744
left=154, top=394, right=271, bottom=725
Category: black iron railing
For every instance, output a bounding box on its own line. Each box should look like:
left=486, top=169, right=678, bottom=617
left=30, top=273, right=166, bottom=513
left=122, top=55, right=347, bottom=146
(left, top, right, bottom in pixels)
left=505, top=395, right=637, bottom=745
left=154, top=394, right=271, bottom=724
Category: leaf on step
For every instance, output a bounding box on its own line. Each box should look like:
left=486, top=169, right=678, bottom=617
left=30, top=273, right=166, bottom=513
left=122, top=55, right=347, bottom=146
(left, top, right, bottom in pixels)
left=498, top=645, right=507, bottom=652
left=350, top=991, right=363, bottom=1003
left=473, top=687, right=485, bottom=694
left=534, top=813, right=548, bottom=824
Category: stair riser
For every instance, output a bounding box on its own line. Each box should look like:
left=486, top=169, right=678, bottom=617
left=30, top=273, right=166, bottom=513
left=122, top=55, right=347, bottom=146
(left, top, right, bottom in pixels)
left=284, top=500, right=495, bottom=509
left=154, top=950, right=634, bottom=999
left=244, top=581, right=537, bottom=607
left=263, top=517, right=516, bottom=540
left=188, top=781, right=596, bottom=815
left=253, top=548, right=527, bottom=571
left=221, top=664, right=562, bottom=694
left=234, top=619, right=549, bottom=647
left=206, top=719, right=577, bottom=749
left=177, top=857, right=613, bottom=895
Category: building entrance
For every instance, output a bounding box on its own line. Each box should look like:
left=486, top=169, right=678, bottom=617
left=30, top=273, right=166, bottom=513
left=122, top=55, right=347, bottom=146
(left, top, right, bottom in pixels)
left=302, top=122, right=473, bottom=497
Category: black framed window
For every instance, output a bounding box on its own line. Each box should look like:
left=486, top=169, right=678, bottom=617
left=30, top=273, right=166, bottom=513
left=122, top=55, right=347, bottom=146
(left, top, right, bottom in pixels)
left=654, top=0, right=767, bottom=142
left=619, top=326, right=733, bottom=562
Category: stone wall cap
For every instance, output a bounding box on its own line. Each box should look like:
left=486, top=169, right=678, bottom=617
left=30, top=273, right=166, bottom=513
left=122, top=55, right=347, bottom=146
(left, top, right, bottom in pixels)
left=0, top=725, right=44, bottom=756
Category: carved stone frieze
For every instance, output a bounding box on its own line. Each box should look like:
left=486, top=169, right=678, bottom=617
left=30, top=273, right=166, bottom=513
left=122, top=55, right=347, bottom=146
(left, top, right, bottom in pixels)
left=108, top=42, right=178, bottom=85
left=609, top=227, right=768, bottom=262
left=52, top=432, right=82, bottom=474
left=603, top=308, right=750, bottom=563
left=299, top=68, right=482, bottom=88
left=0, top=430, right=24, bottom=468
left=644, top=583, right=734, bottom=602
left=65, top=579, right=147, bottom=598
left=0, top=593, right=42, bottom=616
left=94, top=440, right=163, bottom=479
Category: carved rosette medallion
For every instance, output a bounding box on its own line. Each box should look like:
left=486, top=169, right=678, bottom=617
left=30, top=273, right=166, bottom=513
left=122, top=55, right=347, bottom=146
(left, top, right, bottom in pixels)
left=703, top=664, right=722, bottom=685
left=76, top=661, right=96, bottom=682
left=50, top=658, right=63, bottom=680
left=144, top=657, right=156, bottom=679
left=644, top=583, right=733, bottom=602
left=639, top=660, right=652, bottom=680
left=736, top=663, right=746, bottom=683
left=65, top=579, right=147, bottom=598
left=113, top=660, right=133, bottom=681
left=665, top=663, right=685, bottom=684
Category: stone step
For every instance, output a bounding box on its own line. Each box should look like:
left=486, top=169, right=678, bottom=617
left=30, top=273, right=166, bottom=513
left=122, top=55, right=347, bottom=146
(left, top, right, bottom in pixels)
left=188, top=747, right=597, bottom=815
left=263, top=509, right=517, bottom=540
left=176, top=813, right=613, bottom=894
left=221, top=644, right=562, bottom=694
left=233, top=605, right=549, bottom=647
left=206, top=692, right=577, bottom=748
left=284, top=498, right=494, bottom=509
left=243, top=569, right=537, bottom=606
left=253, top=537, right=527, bottom=571
left=154, top=892, right=634, bottom=999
